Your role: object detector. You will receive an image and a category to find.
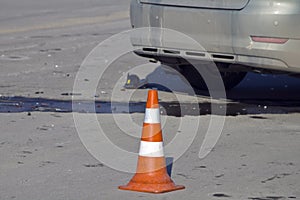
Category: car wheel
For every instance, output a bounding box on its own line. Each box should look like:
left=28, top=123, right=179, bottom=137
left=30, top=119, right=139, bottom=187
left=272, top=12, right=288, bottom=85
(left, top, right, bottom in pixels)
left=178, top=64, right=247, bottom=91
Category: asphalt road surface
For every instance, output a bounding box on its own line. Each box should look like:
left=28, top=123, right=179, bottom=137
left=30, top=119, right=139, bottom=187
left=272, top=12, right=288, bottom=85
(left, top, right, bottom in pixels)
left=0, top=1, right=299, bottom=200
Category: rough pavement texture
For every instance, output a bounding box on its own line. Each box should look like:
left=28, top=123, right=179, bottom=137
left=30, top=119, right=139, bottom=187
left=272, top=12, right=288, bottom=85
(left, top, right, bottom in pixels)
left=0, top=113, right=299, bottom=199
left=0, top=0, right=299, bottom=200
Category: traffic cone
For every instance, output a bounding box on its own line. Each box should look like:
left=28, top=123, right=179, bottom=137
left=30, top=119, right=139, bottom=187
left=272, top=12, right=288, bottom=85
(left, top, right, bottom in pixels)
left=119, top=90, right=185, bottom=193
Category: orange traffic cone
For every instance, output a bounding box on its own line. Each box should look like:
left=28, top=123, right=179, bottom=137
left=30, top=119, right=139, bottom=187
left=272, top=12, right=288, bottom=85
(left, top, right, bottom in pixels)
left=119, top=90, right=185, bottom=193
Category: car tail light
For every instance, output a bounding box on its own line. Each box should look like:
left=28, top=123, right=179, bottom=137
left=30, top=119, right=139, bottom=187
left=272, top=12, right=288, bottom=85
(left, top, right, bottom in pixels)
left=251, top=36, right=289, bottom=44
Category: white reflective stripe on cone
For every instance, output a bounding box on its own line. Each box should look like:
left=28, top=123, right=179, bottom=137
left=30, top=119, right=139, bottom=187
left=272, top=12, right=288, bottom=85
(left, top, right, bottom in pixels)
left=144, top=108, right=160, bottom=124
left=139, top=141, right=164, bottom=157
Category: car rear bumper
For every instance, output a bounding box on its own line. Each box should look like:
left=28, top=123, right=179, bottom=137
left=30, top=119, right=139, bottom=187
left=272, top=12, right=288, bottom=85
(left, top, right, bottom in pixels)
left=130, top=0, right=300, bottom=73
left=133, top=46, right=291, bottom=72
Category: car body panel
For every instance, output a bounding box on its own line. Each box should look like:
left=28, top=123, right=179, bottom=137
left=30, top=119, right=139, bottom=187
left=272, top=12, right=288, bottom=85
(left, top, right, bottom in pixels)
left=131, top=3, right=234, bottom=53
left=130, top=0, right=300, bottom=73
left=139, top=0, right=250, bottom=10
left=163, top=7, right=234, bottom=53
left=232, top=0, right=300, bottom=71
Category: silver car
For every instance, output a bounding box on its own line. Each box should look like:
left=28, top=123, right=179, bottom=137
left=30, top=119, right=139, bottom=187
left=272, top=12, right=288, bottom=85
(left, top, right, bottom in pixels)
left=130, top=0, right=300, bottom=90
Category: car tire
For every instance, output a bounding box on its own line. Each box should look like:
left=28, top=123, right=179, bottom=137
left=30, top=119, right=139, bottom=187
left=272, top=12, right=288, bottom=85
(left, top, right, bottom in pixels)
left=178, top=64, right=247, bottom=91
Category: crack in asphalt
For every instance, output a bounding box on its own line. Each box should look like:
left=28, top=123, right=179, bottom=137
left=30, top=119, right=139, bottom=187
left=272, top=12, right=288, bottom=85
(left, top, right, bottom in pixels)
left=1, top=96, right=300, bottom=116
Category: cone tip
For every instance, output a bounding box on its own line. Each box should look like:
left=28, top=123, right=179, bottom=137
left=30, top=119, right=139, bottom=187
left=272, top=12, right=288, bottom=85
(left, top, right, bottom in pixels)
left=146, top=90, right=159, bottom=108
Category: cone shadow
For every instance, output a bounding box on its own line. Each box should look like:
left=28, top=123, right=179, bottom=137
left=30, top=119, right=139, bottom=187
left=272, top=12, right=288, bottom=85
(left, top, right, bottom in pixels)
left=166, top=157, right=174, bottom=177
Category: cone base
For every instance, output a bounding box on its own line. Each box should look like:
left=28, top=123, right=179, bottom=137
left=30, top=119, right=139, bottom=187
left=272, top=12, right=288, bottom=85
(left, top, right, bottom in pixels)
left=119, top=182, right=185, bottom=194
